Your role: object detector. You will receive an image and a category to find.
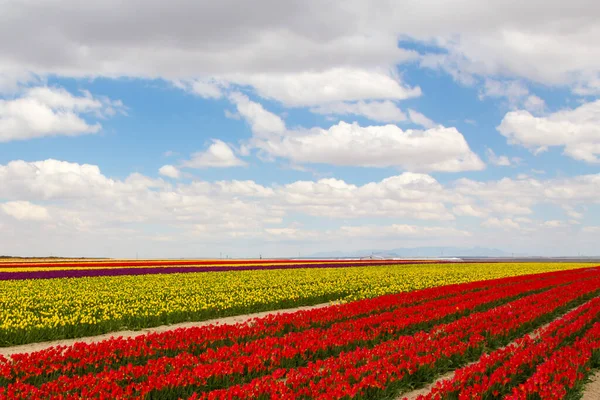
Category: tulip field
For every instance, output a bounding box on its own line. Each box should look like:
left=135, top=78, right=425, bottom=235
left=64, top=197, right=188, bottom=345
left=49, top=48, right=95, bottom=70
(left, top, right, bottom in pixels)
left=1, top=260, right=599, bottom=398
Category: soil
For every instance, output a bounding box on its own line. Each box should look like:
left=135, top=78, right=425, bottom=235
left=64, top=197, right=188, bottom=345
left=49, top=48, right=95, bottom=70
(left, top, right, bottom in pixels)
left=582, top=370, right=600, bottom=400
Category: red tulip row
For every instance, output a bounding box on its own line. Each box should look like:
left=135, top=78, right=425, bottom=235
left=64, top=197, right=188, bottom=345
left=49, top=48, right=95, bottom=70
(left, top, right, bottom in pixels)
left=506, top=322, right=600, bottom=399
left=2, top=268, right=575, bottom=386
left=415, top=295, right=600, bottom=399
left=190, top=275, right=600, bottom=400
left=1, top=268, right=598, bottom=399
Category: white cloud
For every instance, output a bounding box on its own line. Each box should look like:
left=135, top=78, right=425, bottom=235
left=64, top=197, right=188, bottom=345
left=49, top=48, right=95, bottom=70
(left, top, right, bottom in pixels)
left=490, top=202, right=532, bottom=215
left=227, top=95, right=481, bottom=172
left=420, top=21, right=600, bottom=95
left=224, top=109, right=241, bottom=120
left=0, top=159, right=124, bottom=200
left=310, top=100, right=407, bottom=123
left=523, top=95, right=546, bottom=113
left=452, top=204, right=487, bottom=218
left=563, top=205, right=583, bottom=219
left=182, top=140, right=246, bottom=169
left=337, top=224, right=471, bottom=238
left=174, top=78, right=226, bottom=99
left=278, top=172, right=456, bottom=220
left=479, top=79, right=529, bottom=105
left=253, top=121, right=484, bottom=172
left=542, top=220, right=566, bottom=228
left=2, top=158, right=600, bottom=257
left=1, top=201, right=50, bottom=221
left=453, top=174, right=600, bottom=225
left=0, top=1, right=599, bottom=99
left=407, top=109, right=436, bottom=128
left=158, top=165, right=180, bottom=179
left=482, top=217, right=520, bottom=230
left=0, top=86, right=123, bottom=142
left=225, top=68, right=421, bottom=106
left=478, top=80, right=547, bottom=113
left=515, top=217, right=533, bottom=224
left=264, top=227, right=321, bottom=241
left=583, top=226, right=600, bottom=234
left=485, top=148, right=512, bottom=166
left=498, top=100, right=600, bottom=163
left=229, top=92, right=286, bottom=136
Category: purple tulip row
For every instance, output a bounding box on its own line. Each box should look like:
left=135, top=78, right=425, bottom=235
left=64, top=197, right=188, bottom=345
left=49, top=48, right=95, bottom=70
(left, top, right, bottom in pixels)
left=0, top=261, right=408, bottom=281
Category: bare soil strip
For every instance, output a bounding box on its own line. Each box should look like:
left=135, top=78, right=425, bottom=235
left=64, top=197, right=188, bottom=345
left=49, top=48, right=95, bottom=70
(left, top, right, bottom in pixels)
left=582, top=370, right=600, bottom=400
left=0, top=301, right=335, bottom=357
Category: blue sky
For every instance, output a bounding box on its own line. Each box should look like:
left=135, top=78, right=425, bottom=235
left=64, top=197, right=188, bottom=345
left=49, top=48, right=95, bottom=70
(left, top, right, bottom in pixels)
left=1, top=0, right=599, bottom=257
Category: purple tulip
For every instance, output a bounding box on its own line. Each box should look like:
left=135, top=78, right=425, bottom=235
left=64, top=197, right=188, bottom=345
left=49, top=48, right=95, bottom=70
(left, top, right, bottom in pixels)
left=0, top=261, right=410, bottom=281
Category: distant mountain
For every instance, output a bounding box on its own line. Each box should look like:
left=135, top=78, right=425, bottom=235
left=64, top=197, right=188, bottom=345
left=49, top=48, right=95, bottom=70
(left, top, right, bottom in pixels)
left=309, top=246, right=523, bottom=258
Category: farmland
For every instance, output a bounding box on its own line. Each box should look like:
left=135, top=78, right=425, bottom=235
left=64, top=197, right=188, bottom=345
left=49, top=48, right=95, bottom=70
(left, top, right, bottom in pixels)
left=0, top=260, right=599, bottom=399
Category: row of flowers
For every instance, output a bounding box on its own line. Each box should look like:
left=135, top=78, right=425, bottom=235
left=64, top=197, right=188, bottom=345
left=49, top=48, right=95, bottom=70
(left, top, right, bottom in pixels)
left=0, top=259, right=427, bottom=269
left=1, top=262, right=589, bottom=346
left=415, top=294, right=600, bottom=399
left=0, top=261, right=408, bottom=281
left=506, top=322, right=600, bottom=399
left=1, top=267, right=598, bottom=398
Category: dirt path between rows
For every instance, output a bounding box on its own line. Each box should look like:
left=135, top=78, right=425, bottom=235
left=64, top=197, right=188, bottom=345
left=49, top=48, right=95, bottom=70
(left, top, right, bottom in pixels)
left=582, top=370, right=600, bottom=400
left=0, top=301, right=335, bottom=357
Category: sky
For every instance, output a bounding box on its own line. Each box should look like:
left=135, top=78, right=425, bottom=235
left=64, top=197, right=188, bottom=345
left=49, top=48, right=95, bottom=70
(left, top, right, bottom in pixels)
left=1, top=0, right=599, bottom=258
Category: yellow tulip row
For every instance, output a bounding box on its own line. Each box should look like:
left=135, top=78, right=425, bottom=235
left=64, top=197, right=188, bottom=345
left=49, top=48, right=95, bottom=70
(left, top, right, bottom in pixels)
left=0, top=262, right=594, bottom=346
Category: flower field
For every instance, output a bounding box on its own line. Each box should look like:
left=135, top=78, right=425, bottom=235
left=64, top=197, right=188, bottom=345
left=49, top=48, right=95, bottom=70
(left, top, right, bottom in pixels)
left=0, top=259, right=428, bottom=280
left=0, top=262, right=593, bottom=346
left=0, top=265, right=599, bottom=399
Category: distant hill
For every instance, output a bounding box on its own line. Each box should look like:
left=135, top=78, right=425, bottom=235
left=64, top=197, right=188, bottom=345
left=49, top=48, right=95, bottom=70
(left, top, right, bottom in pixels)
left=309, top=246, right=524, bottom=258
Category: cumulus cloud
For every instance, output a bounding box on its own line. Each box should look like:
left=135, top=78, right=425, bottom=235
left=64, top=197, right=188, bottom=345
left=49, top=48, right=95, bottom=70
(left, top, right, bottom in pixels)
left=542, top=220, right=566, bottom=228
left=277, top=173, right=456, bottom=220
left=479, top=79, right=529, bottom=105
left=226, top=95, right=480, bottom=172
left=485, top=148, right=514, bottom=166
left=229, top=92, right=286, bottom=136
left=0, top=1, right=599, bottom=100
left=420, top=18, right=600, bottom=94
left=563, top=205, right=583, bottom=220
left=181, top=140, right=246, bottom=169
left=173, top=78, right=226, bottom=99
left=253, top=121, right=485, bottom=172
left=523, top=95, right=546, bottom=113
left=583, top=226, right=600, bottom=234
left=452, top=204, right=487, bottom=218
left=453, top=174, right=600, bottom=224
left=1, top=158, right=600, bottom=257
left=338, top=224, right=471, bottom=238
left=1, top=201, right=50, bottom=221
left=498, top=100, right=600, bottom=163
left=228, top=68, right=421, bottom=106
left=482, top=217, right=520, bottom=230
left=407, top=109, right=436, bottom=129
left=0, top=86, right=123, bottom=142
left=158, top=165, right=180, bottom=179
